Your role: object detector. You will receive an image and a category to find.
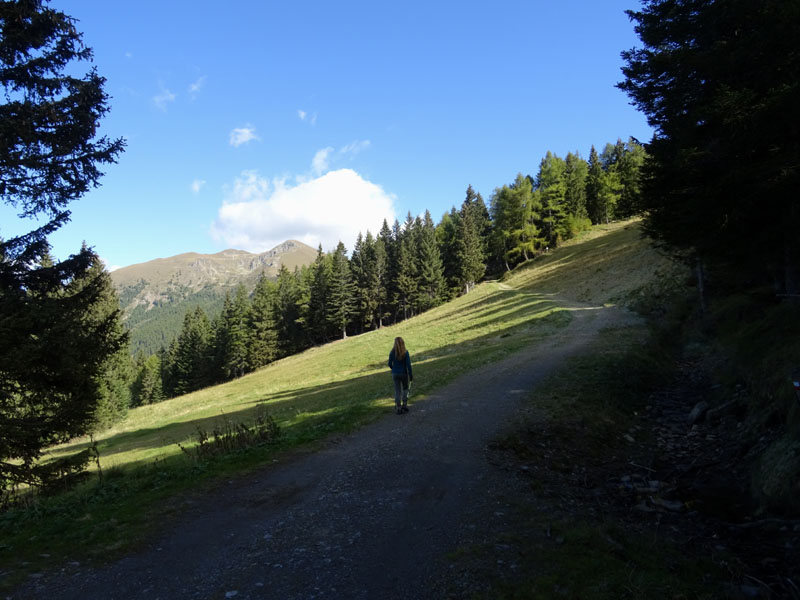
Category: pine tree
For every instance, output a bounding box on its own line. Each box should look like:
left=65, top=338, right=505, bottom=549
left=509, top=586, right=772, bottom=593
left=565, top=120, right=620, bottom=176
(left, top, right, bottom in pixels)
left=72, top=253, right=132, bottom=431
left=585, top=145, right=604, bottom=225
left=457, top=201, right=486, bottom=294
left=536, top=151, right=568, bottom=247
left=214, top=285, right=250, bottom=380
left=564, top=151, right=589, bottom=221
left=415, top=211, right=446, bottom=311
left=396, top=213, right=418, bottom=320
left=248, top=273, right=279, bottom=369
left=380, top=220, right=399, bottom=325
left=436, top=208, right=461, bottom=298
left=0, top=0, right=126, bottom=489
left=307, top=245, right=332, bottom=344
left=274, top=265, right=303, bottom=356
left=130, top=353, right=164, bottom=407
left=327, top=242, right=356, bottom=339
left=172, top=307, right=213, bottom=395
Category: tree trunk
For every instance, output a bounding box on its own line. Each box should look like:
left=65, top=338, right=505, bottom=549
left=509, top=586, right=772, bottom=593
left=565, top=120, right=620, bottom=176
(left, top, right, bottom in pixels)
left=696, top=255, right=707, bottom=314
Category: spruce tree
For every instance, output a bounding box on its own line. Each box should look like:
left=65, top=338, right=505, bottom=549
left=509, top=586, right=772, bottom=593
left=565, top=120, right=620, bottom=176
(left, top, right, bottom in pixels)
left=457, top=201, right=486, bottom=294
left=380, top=220, right=399, bottom=325
left=585, top=145, right=604, bottom=225
left=396, top=213, right=418, bottom=320
left=415, top=211, right=446, bottom=312
left=172, top=307, right=213, bottom=395
left=0, top=0, right=126, bottom=489
left=327, top=242, right=356, bottom=339
left=307, top=245, right=332, bottom=343
left=130, top=353, right=164, bottom=407
left=274, top=265, right=303, bottom=356
left=436, top=208, right=461, bottom=298
left=214, top=285, right=250, bottom=380
left=248, top=273, right=279, bottom=370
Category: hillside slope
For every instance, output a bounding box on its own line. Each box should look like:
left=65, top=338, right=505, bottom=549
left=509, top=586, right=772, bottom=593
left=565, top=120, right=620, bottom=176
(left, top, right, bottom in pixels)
left=111, top=240, right=317, bottom=354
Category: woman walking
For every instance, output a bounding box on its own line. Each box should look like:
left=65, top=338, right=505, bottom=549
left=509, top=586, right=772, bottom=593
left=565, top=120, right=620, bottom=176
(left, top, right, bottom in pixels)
left=388, top=336, right=413, bottom=414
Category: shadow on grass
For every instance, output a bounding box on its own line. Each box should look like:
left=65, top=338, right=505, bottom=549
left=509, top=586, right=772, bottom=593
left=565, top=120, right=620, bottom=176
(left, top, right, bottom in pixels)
left=57, top=302, right=576, bottom=468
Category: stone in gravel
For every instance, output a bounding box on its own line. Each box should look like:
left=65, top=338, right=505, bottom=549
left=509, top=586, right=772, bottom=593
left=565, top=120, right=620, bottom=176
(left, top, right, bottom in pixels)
left=687, top=401, right=709, bottom=425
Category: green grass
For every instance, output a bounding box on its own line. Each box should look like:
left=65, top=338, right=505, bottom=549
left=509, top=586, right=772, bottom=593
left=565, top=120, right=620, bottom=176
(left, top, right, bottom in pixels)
left=0, top=219, right=680, bottom=590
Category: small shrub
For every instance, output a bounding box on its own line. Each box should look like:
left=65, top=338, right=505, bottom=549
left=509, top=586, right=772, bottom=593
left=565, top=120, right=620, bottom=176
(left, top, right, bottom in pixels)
left=177, top=403, right=281, bottom=461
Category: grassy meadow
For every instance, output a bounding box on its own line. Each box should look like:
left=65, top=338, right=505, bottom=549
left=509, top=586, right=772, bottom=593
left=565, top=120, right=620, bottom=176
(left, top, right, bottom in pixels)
left=0, top=219, right=680, bottom=587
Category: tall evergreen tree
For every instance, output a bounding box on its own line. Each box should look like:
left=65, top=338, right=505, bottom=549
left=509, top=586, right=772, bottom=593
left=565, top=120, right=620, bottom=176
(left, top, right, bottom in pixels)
left=436, top=208, right=462, bottom=298
left=214, top=285, right=250, bottom=380
left=535, top=152, right=568, bottom=246
left=171, top=307, right=213, bottom=396
left=585, top=145, right=604, bottom=225
left=274, top=265, right=303, bottom=356
left=307, top=245, right=332, bottom=344
left=380, top=220, right=399, bottom=325
left=395, top=214, right=418, bottom=320
left=564, top=151, right=589, bottom=222
left=327, top=241, right=356, bottom=339
left=72, top=252, right=131, bottom=431
left=415, top=210, right=446, bottom=311
left=248, top=273, right=279, bottom=370
left=456, top=201, right=486, bottom=293
left=130, top=353, right=164, bottom=407
left=0, top=1, right=126, bottom=489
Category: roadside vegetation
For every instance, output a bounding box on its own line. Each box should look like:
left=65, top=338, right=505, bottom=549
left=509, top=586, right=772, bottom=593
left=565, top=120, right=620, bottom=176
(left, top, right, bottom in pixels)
left=2, top=221, right=656, bottom=588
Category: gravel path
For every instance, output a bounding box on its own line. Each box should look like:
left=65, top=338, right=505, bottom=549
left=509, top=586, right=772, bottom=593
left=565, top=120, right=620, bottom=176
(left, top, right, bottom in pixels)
left=13, top=302, right=632, bottom=600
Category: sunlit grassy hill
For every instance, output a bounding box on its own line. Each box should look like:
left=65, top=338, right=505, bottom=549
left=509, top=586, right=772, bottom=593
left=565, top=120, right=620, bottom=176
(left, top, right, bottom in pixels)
left=1, top=219, right=682, bottom=587
left=51, top=220, right=676, bottom=473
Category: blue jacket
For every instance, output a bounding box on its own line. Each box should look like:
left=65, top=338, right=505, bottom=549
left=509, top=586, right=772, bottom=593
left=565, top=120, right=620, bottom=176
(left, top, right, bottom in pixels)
left=388, top=349, right=412, bottom=379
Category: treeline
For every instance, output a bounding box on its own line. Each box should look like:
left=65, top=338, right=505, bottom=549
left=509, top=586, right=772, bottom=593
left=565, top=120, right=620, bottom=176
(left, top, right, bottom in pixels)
left=128, top=138, right=646, bottom=406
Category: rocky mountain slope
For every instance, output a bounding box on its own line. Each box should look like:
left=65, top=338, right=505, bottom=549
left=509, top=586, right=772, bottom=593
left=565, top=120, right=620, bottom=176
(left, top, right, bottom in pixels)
left=110, top=240, right=317, bottom=354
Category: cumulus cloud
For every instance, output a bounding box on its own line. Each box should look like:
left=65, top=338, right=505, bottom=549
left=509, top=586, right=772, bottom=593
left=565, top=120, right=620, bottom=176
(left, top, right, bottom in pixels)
left=211, top=169, right=396, bottom=253
left=189, top=76, right=207, bottom=99
left=191, top=179, right=206, bottom=194
left=229, top=125, right=259, bottom=147
left=152, top=86, right=176, bottom=111
left=297, top=109, right=307, bottom=121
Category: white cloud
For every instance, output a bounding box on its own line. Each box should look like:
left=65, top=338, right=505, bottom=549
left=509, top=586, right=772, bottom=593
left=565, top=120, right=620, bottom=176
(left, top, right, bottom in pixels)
left=211, top=169, right=396, bottom=253
left=189, top=76, right=207, bottom=99
left=312, top=147, right=334, bottom=175
left=340, top=139, right=371, bottom=157
left=191, top=179, right=206, bottom=194
left=297, top=109, right=307, bottom=121
left=310, top=112, right=317, bottom=126
left=298, top=109, right=317, bottom=125
left=152, top=87, right=176, bottom=111
left=229, top=125, right=259, bottom=147
left=309, top=140, right=371, bottom=176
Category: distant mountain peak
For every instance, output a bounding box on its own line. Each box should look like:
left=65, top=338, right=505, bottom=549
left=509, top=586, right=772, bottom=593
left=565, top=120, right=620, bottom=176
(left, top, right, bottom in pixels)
left=111, top=240, right=318, bottom=354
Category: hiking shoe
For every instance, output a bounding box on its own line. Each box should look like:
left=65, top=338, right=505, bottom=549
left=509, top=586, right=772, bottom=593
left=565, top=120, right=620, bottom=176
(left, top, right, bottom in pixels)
left=401, top=405, right=409, bottom=413
left=396, top=407, right=402, bottom=415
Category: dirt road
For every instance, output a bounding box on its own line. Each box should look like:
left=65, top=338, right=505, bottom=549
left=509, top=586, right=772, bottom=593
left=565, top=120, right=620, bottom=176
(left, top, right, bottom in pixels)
left=13, top=302, right=631, bottom=600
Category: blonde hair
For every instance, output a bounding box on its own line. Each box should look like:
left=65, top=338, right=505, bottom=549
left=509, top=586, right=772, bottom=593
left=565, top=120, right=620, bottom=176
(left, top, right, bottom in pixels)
left=393, top=336, right=407, bottom=360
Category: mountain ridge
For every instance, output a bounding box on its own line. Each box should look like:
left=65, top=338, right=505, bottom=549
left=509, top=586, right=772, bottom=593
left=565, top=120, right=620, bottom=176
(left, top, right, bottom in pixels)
left=111, top=239, right=318, bottom=354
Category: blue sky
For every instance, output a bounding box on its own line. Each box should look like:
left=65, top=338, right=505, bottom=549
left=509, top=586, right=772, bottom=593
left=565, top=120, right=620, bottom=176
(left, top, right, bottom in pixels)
left=3, top=0, right=652, bottom=270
